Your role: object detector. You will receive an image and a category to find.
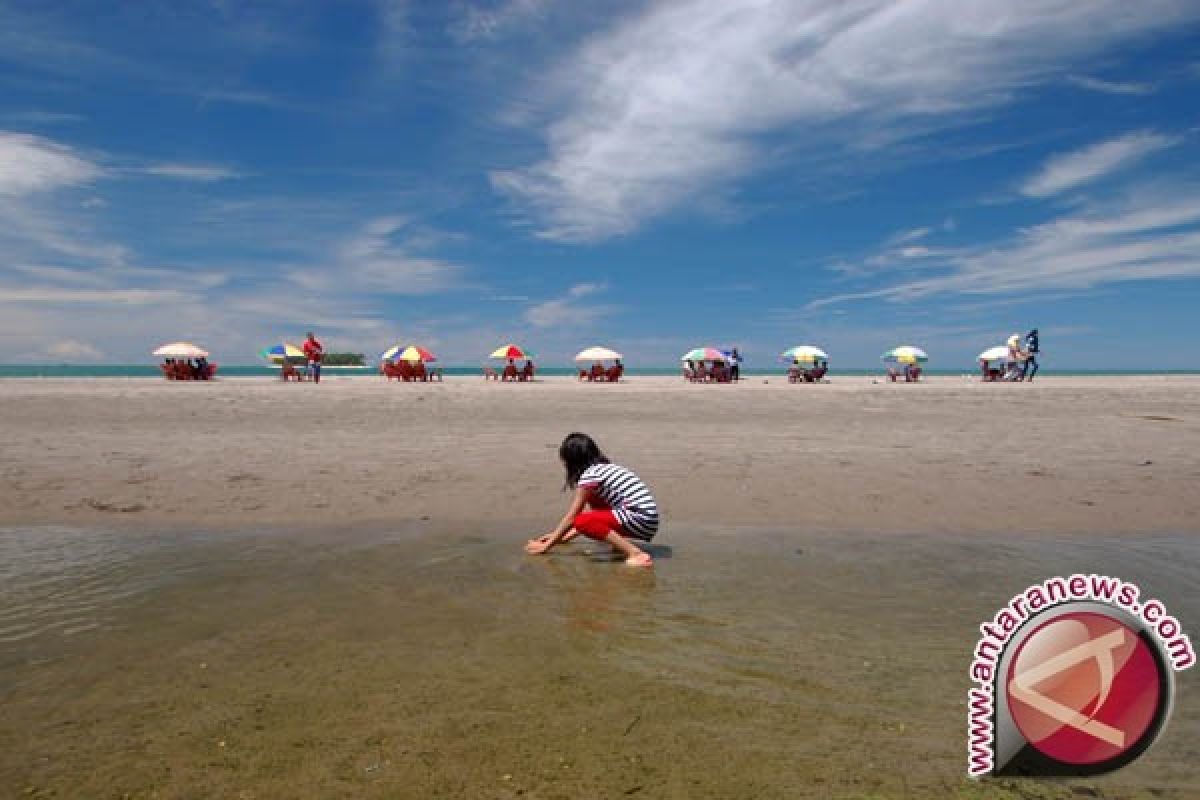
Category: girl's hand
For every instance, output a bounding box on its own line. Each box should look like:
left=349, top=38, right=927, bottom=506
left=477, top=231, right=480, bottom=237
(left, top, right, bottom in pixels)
left=525, top=537, right=552, bottom=554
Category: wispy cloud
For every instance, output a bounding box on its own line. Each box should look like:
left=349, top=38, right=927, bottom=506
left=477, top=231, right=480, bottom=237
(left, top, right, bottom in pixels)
left=523, top=282, right=612, bottom=327
left=450, top=0, right=554, bottom=42
left=140, top=163, right=244, bottom=182
left=2, top=110, right=85, bottom=125
left=1066, top=75, right=1157, bottom=95
left=811, top=185, right=1200, bottom=307
left=0, top=130, right=100, bottom=195
left=291, top=215, right=464, bottom=295
left=0, top=285, right=187, bottom=305
left=493, top=0, right=1200, bottom=242
left=1020, top=130, right=1176, bottom=198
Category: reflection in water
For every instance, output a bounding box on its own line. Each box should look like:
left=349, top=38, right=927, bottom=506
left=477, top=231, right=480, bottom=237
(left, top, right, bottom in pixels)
left=536, top=554, right=658, bottom=633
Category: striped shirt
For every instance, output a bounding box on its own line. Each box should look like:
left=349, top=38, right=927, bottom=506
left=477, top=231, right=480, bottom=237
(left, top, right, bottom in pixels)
left=578, top=463, right=659, bottom=540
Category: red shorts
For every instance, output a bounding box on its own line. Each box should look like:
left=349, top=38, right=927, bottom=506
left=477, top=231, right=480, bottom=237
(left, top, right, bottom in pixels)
left=573, top=509, right=621, bottom=540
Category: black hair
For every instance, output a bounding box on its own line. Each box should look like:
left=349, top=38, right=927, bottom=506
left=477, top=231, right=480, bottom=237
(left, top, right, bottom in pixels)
left=559, top=432, right=609, bottom=490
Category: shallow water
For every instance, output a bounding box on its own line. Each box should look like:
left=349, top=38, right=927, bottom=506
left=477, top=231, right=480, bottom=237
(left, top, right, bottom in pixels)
left=1, top=525, right=1197, bottom=799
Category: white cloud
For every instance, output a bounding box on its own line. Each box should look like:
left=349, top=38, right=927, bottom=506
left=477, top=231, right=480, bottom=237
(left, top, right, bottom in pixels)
left=1020, top=131, right=1176, bottom=198
left=523, top=282, right=611, bottom=327
left=291, top=215, right=463, bottom=295
left=0, top=130, right=100, bottom=195
left=1066, top=75, right=1156, bottom=95
left=493, top=0, right=1200, bottom=241
left=810, top=186, right=1200, bottom=307
left=141, top=163, right=243, bottom=182
left=44, top=338, right=103, bottom=360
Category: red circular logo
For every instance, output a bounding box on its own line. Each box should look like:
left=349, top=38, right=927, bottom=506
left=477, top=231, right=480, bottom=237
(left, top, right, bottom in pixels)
left=1006, top=611, right=1164, bottom=766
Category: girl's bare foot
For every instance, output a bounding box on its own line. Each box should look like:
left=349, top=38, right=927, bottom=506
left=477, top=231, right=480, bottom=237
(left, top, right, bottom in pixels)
left=624, top=552, right=653, bottom=568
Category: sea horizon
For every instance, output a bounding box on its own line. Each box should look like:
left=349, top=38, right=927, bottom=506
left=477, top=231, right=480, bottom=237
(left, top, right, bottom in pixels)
left=1, top=363, right=1197, bottom=379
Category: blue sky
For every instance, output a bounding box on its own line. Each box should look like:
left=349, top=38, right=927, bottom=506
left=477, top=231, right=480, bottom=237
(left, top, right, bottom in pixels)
left=2, top=0, right=1199, bottom=368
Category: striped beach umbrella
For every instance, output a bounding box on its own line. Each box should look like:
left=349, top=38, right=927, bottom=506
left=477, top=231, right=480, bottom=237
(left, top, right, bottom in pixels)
left=380, top=344, right=404, bottom=362
left=780, top=345, right=828, bottom=363
left=398, top=345, right=437, bottom=363
left=882, top=345, right=928, bottom=364
left=261, top=343, right=305, bottom=362
left=153, top=341, right=209, bottom=359
left=680, top=347, right=726, bottom=362
left=978, top=346, right=1010, bottom=362
left=490, top=344, right=533, bottom=360
left=574, top=346, right=622, bottom=362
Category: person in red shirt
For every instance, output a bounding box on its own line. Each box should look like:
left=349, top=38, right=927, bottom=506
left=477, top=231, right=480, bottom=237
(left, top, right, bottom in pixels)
left=302, top=331, right=324, bottom=383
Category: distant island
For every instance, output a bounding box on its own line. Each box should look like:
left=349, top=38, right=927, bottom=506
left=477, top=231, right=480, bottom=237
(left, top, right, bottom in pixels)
left=323, top=353, right=366, bottom=366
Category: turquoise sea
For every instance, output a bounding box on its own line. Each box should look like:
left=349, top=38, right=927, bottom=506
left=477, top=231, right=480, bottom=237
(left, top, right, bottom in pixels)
left=1, top=364, right=1197, bottom=378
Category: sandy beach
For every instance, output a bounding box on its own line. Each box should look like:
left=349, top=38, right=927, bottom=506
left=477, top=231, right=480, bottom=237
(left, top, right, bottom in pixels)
left=1, top=375, right=1198, bottom=534
left=2, top=375, right=1199, bottom=799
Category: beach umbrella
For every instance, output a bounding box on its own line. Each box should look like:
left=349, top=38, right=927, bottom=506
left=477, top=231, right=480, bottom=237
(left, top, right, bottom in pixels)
left=490, top=344, right=533, bottom=360
left=398, top=345, right=437, bottom=363
left=978, top=346, right=1010, bottom=362
left=380, top=344, right=404, bottom=362
left=780, top=345, right=828, bottom=363
left=882, top=345, right=928, bottom=364
left=680, top=347, right=726, bottom=362
left=261, top=343, right=305, bottom=362
left=574, top=346, right=623, bottom=362
left=152, top=341, right=209, bottom=359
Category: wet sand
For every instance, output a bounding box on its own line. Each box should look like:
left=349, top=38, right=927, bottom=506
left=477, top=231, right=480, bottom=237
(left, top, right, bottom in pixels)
left=1, top=525, right=1197, bottom=799
left=1, top=375, right=1199, bottom=534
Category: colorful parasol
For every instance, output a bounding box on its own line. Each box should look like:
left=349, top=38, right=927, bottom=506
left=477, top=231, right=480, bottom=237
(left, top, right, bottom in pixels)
left=680, top=347, right=727, bottom=362
left=261, top=343, right=305, bottom=362
left=780, top=345, right=828, bottom=363
left=397, top=345, right=436, bottom=363
left=380, top=344, right=404, bottom=362
left=490, top=344, right=533, bottom=360
left=882, top=345, right=928, bottom=364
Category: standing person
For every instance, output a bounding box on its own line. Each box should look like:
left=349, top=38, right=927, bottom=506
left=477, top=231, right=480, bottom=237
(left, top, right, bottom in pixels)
left=303, top=331, right=324, bottom=384
left=525, top=432, right=658, bottom=567
left=1005, top=333, right=1025, bottom=381
left=729, top=347, right=742, bottom=381
left=1022, top=328, right=1040, bottom=382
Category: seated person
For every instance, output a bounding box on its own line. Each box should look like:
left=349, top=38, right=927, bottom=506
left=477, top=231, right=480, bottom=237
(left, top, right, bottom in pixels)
left=711, top=361, right=729, bottom=383
left=502, top=359, right=519, bottom=381
left=904, top=364, right=921, bottom=382
left=521, top=360, right=535, bottom=381
left=281, top=360, right=299, bottom=381
left=412, top=361, right=428, bottom=381
left=606, top=360, right=624, bottom=382
left=683, top=360, right=696, bottom=381
left=590, top=361, right=606, bottom=382
left=810, top=363, right=828, bottom=382
left=483, top=366, right=499, bottom=380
